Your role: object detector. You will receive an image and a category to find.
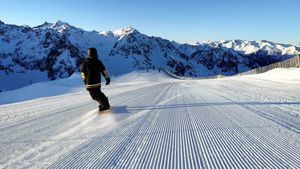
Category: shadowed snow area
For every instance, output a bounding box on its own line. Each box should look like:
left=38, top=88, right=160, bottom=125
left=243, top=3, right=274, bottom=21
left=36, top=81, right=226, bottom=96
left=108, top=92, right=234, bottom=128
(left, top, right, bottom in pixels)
left=0, top=69, right=300, bottom=168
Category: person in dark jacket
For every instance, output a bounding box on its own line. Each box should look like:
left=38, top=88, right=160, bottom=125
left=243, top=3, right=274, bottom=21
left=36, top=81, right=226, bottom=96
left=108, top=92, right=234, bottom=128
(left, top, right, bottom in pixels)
left=81, top=48, right=111, bottom=111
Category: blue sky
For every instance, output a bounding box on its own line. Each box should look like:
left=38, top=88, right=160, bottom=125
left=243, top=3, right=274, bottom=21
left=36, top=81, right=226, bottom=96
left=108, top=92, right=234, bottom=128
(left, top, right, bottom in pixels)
left=0, top=0, right=299, bottom=44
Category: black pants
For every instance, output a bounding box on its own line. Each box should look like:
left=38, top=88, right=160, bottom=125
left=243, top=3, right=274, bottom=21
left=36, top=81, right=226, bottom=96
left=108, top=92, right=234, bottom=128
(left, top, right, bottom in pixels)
left=87, top=87, right=109, bottom=105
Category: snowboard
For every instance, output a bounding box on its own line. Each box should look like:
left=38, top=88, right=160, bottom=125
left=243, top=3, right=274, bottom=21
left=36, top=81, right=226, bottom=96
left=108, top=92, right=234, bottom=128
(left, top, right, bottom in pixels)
left=98, top=106, right=127, bottom=114
left=98, top=106, right=112, bottom=114
left=99, top=108, right=111, bottom=112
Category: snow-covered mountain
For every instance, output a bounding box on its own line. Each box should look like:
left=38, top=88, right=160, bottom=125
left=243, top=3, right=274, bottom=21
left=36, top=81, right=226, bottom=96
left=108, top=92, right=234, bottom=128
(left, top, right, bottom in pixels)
left=0, top=20, right=299, bottom=91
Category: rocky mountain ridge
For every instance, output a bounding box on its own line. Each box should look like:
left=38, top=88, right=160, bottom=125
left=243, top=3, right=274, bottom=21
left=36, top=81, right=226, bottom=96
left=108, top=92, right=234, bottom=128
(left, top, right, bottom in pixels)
left=0, top=20, right=299, bottom=90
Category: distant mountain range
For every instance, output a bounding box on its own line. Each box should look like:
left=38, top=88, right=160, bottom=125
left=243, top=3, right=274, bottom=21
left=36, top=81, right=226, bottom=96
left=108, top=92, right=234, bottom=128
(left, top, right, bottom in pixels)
left=0, top=20, right=299, bottom=91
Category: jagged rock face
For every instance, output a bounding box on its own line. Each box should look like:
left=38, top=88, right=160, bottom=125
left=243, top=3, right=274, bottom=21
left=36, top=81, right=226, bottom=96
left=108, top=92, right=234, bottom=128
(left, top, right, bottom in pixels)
left=38, top=31, right=84, bottom=79
left=110, top=30, right=193, bottom=76
left=0, top=20, right=299, bottom=84
left=245, top=49, right=288, bottom=67
left=0, top=22, right=84, bottom=80
left=189, top=45, right=259, bottom=75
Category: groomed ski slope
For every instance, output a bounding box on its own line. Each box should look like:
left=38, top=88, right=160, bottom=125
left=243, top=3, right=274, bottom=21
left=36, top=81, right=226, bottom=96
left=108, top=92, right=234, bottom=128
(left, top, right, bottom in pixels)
left=0, top=69, right=300, bottom=169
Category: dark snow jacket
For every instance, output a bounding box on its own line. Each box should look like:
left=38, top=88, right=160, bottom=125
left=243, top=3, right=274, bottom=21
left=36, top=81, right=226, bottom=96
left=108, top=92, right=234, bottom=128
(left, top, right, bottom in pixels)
left=81, top=57, right=109, bottom=88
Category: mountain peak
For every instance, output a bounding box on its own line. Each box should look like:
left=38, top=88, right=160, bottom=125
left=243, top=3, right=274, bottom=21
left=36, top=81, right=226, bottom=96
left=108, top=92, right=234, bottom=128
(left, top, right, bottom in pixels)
left=99, top=30, right=114, bottom=37
left=33, top=21, right=52, bottom=29
left=33, top=20, right=72, bottom=31
left=0, top=20, right=4, bottom=25
left=114, top=26, right=139, bottom=38
left=53, top=20, right=70, bottom=28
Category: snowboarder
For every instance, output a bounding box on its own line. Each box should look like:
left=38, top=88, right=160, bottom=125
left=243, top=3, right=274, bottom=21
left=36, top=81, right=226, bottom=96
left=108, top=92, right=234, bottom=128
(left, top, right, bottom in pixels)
left=81, top=47, right=111, bottom=111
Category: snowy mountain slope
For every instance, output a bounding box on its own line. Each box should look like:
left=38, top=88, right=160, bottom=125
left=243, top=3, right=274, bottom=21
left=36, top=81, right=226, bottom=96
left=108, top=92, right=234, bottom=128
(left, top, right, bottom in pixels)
left=0, top=69, right=299, bottom=168
left=207, top=40, right=300, bottom=55
left=1, top=20, right=299, bottom=91
left=0, top=20, right=84, bottom=78
left=205, top=40, right=299, bottom=66
left=189, top=44, right=259, bottom=75
left=0, top=73, right=83, bottom=104
left=0, top=20, right=85, bottom=92
left=0, top=70, right=171, bottom=105
left=109, top=27, right=194, bottom=76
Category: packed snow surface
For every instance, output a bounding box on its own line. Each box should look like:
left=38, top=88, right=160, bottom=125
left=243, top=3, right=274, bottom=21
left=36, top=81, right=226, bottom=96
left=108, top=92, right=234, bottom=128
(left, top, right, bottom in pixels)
left=0, top=69, right=300, bottom=168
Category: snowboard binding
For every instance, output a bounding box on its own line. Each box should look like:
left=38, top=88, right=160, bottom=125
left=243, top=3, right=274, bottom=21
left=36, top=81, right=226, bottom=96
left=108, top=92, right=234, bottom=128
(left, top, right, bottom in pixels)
left=99, top=104, right=110, bottom=112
